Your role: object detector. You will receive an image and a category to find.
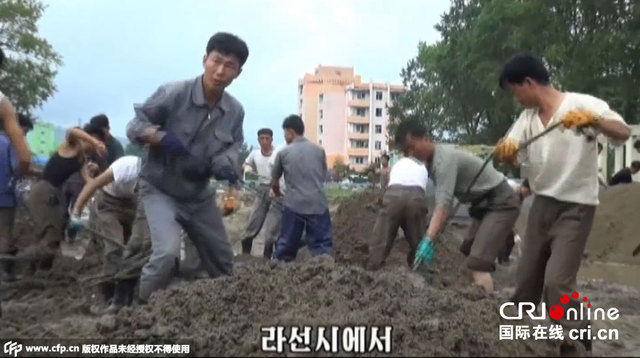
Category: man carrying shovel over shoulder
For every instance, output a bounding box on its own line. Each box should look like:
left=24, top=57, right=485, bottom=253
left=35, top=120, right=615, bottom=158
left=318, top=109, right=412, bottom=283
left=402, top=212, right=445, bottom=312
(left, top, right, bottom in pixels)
left=495, top=52, right=630, bottom=356
left=72, top=155, right=150, bottom=314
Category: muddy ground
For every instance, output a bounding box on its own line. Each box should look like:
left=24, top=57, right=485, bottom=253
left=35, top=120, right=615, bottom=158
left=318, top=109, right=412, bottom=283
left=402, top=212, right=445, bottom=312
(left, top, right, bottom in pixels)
left=1, top=188, right=639, bottom=356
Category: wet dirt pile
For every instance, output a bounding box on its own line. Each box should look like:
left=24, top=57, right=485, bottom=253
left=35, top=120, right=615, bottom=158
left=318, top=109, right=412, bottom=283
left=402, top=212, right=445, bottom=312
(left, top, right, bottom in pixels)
left=104, top=259, right=556, bottom=357
left=584, top=183, right=640, bottom=264
left=3, top=190, right=640, bottom=356
left=103, top=190, right=555, bottom=356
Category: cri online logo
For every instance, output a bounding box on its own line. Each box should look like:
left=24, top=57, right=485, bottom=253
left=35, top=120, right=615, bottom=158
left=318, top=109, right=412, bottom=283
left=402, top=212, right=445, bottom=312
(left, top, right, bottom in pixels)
left=500, top=291, right=620, bottom=321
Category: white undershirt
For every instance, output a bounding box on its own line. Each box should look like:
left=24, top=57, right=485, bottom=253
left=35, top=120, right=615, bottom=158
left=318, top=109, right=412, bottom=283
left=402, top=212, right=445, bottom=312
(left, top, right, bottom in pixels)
left=507, top=92, right=628, bottom=205
left=103, top=156, right=141, bottom=199
left=388, top=157, right=429, bottom=191
left=245, top=148, right=273, bottom=184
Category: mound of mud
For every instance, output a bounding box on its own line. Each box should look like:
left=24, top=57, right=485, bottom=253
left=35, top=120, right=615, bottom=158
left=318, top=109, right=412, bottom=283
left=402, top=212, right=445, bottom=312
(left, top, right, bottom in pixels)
left=585, top=183, right=640, bottom=264
left=106, top=259, right=556, bottom=356
left=332, top=190, right=470, bottom=289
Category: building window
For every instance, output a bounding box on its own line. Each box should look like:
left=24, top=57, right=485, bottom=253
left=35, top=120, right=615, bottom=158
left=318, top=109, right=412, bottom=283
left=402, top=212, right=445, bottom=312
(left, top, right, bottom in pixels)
left=319, top=125, right=323, bottom=134
left=319, top=109, right=323, bottom=119
left=353, top=156, right=367, bottom=165
left=350, top=140, right=368, bottom=149
left=375, top=141, right=381, bottom=150
left=375, top=108, right=383, bottom=117
left=375, top=157, right=381, bottom=165
left=352, top=124, right=368, bottom=133
left=356, top=108, right=366, bottom=117
left=319, top=93, right=324, bottom=104
left=375, top=125, right=382, bottom=134
left=355, top=91, right=367, bottom=100
left=376, top=91, right=383, bottom=100
left=390, top=92, right=400, bottom=101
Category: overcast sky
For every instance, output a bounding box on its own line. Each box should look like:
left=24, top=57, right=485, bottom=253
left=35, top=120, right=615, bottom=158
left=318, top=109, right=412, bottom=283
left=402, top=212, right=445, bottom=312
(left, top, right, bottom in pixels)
left=35, top=0, right=450, bottom=147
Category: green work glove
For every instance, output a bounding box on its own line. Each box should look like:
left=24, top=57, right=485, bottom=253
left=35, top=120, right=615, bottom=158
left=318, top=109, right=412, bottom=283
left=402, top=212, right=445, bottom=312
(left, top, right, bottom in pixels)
left=413, top=236, right=434, bottom=270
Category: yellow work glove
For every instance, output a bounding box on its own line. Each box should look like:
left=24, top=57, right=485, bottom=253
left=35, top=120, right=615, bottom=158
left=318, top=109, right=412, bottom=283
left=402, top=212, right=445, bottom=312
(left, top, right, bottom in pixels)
left=561, top=110, right=599, bottom=129
left=494, top=137, right=519, bottom=165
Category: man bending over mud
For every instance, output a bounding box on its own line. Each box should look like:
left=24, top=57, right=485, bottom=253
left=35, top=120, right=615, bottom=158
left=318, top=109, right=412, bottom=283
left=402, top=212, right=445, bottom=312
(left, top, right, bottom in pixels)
left=420, top=131, right=520, bottom=294
left=127, top=32, right=248, bottom=302
left=495, top=52, right=630, bottom=356
left=366, top=120, right=430, bottom=270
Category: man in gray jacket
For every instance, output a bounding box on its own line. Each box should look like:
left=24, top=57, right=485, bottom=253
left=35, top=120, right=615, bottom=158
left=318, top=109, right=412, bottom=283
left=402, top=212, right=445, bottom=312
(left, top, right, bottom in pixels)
left=127, top=32, right=248, bottom=301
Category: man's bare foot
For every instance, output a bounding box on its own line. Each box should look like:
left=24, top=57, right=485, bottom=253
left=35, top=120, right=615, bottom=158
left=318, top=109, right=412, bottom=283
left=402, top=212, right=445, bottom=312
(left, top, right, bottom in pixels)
left=471, top=270, right=494, bottom=294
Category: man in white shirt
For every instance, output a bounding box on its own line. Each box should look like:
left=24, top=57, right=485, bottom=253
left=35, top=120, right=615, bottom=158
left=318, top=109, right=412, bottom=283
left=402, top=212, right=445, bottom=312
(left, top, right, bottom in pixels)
left=495, top=52, right=630, bottom=355
left=73, top=156, right=150, bottom=313
left=240, top=128, right=275, bottom=255
left=366, top=120, right=430, bottom=270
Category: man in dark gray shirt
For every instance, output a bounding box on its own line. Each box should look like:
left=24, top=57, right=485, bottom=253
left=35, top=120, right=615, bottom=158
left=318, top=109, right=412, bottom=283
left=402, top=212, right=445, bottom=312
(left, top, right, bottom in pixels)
left=90, top=114, right=125, bottom=166
left=425, top=144, right=520, bottom=293
left=271, top=115, right=332, bottom=261
left=126, top=32, right=248, bottom=301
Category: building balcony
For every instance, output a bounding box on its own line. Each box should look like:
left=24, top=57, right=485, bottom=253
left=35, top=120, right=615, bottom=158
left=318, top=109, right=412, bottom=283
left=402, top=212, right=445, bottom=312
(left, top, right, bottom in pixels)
left=347, top=116, right=369, bottom=124
left=348, top=132, right=369, bottom=140
left=348, top=99, right=369, bottom=108
left=348, top=148, right=369, bottom=157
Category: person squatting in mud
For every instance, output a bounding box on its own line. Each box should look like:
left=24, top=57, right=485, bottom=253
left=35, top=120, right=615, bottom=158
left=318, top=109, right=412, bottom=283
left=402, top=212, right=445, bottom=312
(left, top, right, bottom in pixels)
left=72, top=155, right=150, bottom=314
left=240, top=128, right=276, bottom=255
left=366, top=120, right=430, bottom=271
left=0, top=114, right=37, bottom=282
left=20, top=124, right=106, bottom=271
left=270, top=115, right=333, bottom=262
left=126, top=32, right=248, bottom=302
left=494, top=52, right=630, bottom=355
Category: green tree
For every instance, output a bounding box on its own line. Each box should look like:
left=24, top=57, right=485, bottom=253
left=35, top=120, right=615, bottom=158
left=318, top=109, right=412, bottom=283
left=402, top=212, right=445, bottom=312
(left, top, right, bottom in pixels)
left=331, top=156, right=350, bottom=182
left=393, top=0, right=639, bottom=144
left=0, top=0, right=62, bottom=115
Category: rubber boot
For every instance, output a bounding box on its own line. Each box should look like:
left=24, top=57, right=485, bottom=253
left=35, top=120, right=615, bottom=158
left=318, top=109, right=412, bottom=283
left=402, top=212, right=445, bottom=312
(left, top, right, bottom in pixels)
left=241, top=238, right=252, bottom=255
left=1, top=251, right=17, bottom=282
left=101, top=282, right=116, bottom=305
left=105, top=278, right=137, bottom=314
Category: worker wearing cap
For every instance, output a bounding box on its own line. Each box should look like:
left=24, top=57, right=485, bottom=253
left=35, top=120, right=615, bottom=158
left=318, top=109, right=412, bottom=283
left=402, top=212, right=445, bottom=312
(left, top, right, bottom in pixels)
left=126, top=32, right=248, bottom=302
left=495, top=52, right=629, bottom=355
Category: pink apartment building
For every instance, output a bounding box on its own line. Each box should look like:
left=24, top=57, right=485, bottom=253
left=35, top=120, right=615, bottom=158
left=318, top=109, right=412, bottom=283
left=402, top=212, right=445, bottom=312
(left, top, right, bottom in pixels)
left=298, top=66, right=403, bottom=172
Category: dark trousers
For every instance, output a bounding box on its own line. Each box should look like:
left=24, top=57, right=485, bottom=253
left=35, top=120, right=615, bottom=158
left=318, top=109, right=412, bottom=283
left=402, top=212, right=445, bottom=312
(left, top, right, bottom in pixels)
left=511, top=195, right=596, bottom=331
left=274, top=207, right=332, bottom=262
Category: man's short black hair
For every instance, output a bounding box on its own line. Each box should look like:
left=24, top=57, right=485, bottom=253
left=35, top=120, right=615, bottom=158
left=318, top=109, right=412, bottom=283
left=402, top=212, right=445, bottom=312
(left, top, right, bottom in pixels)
left=17, top=113, right=33, bottom=132
left=282, top=115, right=304, bottom=135
left=634, top=139, right=640, bottom=150
left=0, top=47, right=4, bottom=69
left=499, top=52, right=550, bottom=89
left=206, top=32, right=249, bottom=66
left=394, top=119, right=428, bottom=155
left=381, top=154, right=390, bottom=161
left=257, top=128, right=273, bottom=137
left=89, top=114, right=110, bottom=129
left=83, top=123, right=106, bottom=142
left=631, top=161, right=640, bottom=171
